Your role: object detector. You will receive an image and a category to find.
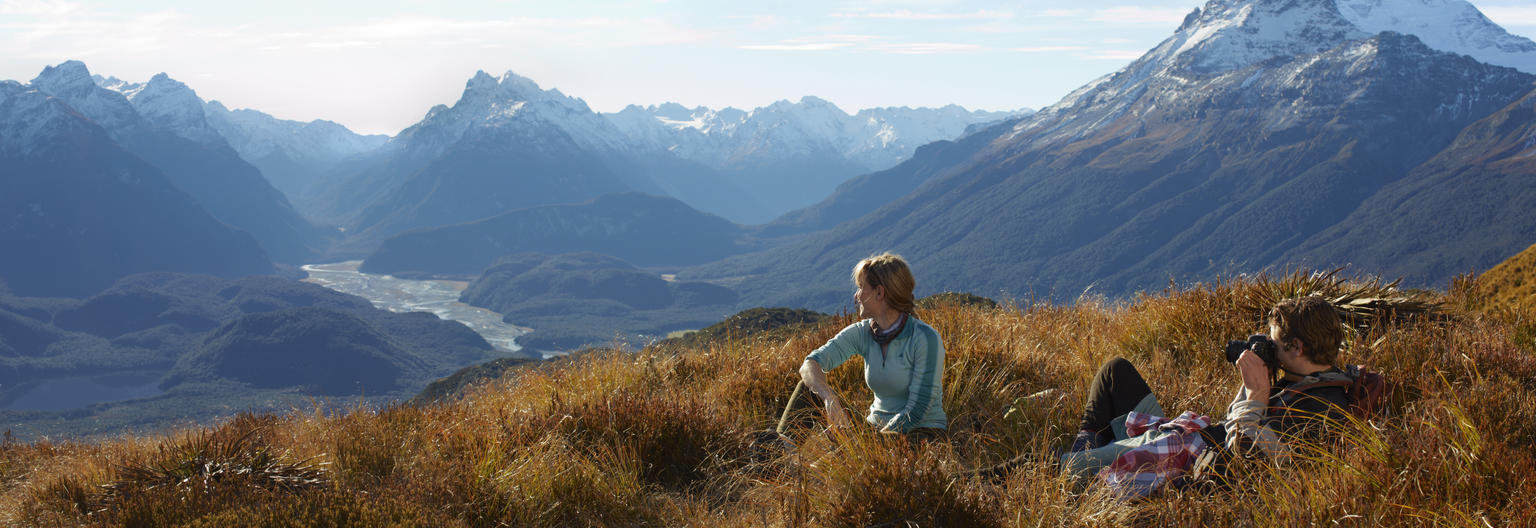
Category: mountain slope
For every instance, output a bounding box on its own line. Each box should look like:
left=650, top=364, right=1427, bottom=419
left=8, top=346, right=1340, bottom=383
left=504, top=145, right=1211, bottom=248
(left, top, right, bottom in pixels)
left=683, top=0, right=1536, bottom=310
left=758, top=118, right=1023, bottom=237
left=0, top=81, right=273, bottom=298
left=1286, top=84, right=1536, bottom=282
left=361, top=192, right=748, bottom=276
left=305, top=71, right=668, bottom=253
left=606, top=99, right=1023, bottom=223
left=1474, top=242, right=1536, bottom=314
left=27, top=61, right=326, bottom=263
left=202, top=101, right=388, bottom=200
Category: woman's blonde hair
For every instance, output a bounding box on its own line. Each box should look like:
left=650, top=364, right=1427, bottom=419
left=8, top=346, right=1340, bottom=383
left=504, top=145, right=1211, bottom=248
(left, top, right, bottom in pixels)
left=853, top=252, right=916, bottom=314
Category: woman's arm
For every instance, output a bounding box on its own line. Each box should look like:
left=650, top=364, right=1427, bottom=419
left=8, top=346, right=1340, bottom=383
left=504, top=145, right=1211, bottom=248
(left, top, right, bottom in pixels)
left=800, top=359, right=853, bottom=428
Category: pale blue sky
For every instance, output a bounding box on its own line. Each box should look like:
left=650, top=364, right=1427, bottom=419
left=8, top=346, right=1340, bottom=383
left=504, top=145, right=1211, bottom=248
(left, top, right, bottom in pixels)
left=3, top=0, right=1534, bottom=135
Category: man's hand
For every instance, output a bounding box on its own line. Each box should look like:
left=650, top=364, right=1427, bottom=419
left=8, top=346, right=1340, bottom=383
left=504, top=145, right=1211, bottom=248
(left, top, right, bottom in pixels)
left=1235, top=349, right=1272, bottom=403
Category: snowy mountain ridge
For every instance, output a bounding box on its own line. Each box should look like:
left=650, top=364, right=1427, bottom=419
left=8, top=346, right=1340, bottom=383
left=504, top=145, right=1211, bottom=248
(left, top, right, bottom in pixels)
left=30, top=62, right=141, bottom=136
left=0, top=80, right=100, bottom=155
left=606, top=97, right=1024, bottom=173
left=203, top=101, right=387, bottom=165
left=1017, top=0, right=1536, bottom=144
left=393, top=70, right=637, bottom=159
left=1336, top=0, right=1536, bottom=73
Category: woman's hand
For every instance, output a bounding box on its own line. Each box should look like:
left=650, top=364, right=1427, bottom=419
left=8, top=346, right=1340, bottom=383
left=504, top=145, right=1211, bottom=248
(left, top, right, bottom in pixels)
left=1235, top=349, right=1272, bottom=403
left=801, top=359, right=853, bottom=428
left=824, top=397, right=853, bottom=428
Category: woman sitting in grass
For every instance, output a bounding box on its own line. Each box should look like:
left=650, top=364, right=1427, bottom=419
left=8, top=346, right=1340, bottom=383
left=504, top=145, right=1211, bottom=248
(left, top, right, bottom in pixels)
left=1062, top=295, right=1353, bottom=489
left=784, top=252, right=947, bottom=440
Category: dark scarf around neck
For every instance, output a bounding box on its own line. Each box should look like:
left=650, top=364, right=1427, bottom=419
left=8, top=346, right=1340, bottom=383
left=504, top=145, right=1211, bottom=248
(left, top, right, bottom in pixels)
left=871, top=313, right=908, bottom=347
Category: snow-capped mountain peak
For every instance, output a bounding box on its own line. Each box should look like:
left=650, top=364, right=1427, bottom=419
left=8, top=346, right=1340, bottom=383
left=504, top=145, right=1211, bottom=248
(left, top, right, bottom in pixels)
left=1336, top=0, right=1536, bottom=73
left=1026, top=0, right=1536, bottom=137
left=605, top=96, right=1025, bottom=172
left=120, top=73, right=225, bottom=146
left=30, top=60, right=141, bottom=133
left=1152, top=0, right=1368, bottom=74
left=458, top=70, right=593, bottom=117
left=0, top=80, right=107, bottom=154
left=394, top=69, right=631, bottom=156
left=1106, top=0, right=1535, bottom=83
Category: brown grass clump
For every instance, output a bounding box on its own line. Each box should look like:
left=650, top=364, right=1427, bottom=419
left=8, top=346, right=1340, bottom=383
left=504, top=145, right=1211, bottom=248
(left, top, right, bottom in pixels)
left=3, top=269, right=1534, bottom=526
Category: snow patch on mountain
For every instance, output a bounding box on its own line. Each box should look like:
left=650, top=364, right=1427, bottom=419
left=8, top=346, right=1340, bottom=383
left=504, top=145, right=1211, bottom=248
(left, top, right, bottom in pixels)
left=1336, top=0, right=1536, bottom=74
left=1019, top=0, right=1536, bottom=142
left=0, top=80, right=100, bottom=155
left=606, top=97, right=1025, bottom=172
left=30, top=61, right=141, bottom=134
left=394, top=70, right=636, bottom=158
left=118, top=73, right=226, bottom=146
left=204, top=101, right=388, bottom=164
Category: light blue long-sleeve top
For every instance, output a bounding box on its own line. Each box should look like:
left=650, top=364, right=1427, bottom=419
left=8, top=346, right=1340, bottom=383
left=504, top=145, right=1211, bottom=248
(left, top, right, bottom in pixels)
left=805, top=316, right=947, bottom=432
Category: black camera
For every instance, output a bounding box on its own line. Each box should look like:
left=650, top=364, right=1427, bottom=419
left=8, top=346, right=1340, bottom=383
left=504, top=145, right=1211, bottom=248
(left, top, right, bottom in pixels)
left=1224, top=334, right=1279, bottom=368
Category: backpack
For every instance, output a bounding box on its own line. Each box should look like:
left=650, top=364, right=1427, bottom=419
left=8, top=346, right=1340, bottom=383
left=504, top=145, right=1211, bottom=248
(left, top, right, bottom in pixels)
left=1283, top=365, right=1393, bottom=421
left=1185, top=365, right=1393, bottom=491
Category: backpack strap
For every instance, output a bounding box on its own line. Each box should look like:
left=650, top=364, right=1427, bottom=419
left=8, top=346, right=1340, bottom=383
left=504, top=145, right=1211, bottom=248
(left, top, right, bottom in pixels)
left=1273, top=371, right=1353, bottom=411
left=1278, top=380, right=1351, bottom=400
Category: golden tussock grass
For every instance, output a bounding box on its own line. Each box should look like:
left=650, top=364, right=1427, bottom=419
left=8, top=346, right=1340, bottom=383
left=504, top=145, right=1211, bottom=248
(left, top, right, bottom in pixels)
left=2, top=268, right=1533, bottom=527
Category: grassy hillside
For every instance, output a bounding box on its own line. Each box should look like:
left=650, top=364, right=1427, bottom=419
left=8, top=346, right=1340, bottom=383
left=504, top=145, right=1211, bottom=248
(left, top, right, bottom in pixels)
left=4, top=269, right=1534, bottom=526
left=1476, top=242, right=1536, bottom=315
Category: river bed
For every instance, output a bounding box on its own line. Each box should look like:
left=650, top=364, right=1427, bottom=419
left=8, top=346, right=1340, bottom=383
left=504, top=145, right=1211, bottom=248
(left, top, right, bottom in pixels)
left=301, top=261, right=534, bottom=356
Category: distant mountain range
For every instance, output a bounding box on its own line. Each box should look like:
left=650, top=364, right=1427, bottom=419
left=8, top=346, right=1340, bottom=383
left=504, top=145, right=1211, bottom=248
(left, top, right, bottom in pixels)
left=682, top=0, right=1536, bottom=311
left=299, top=70, right=1024, bottom=253
left=29, top=62, right=328, bottom=263
left=0, top=75, right=274, bottom=297
left=605, top=99, right=1022, bottom=222
left=1, top=58, right=1012, bottom=298
left=202, top=101, right=389, bottom=201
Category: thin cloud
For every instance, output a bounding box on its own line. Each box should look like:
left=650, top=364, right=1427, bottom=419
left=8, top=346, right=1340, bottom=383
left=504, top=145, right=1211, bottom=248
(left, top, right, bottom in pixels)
left=1088, top=7, right=1189, bottom=25
left=305, top=40, right=376, bottom=49
left=739, top=42, right=855, bottom=51
left=870, top=42, right=982, bottom=54
left=832, top=9, right=1011, bottom=21
left=1010, top=45, right=1089, bottom=52
left=738, top=34, right=875, bottom=51
left=0, top=0, right=78, bottom=16
left=1, top=9, right=716, bottom=62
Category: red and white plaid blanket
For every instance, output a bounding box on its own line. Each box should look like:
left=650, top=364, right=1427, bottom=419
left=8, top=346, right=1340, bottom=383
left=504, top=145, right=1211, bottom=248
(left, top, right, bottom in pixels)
left=1098, top=410, right=1211, bottom=498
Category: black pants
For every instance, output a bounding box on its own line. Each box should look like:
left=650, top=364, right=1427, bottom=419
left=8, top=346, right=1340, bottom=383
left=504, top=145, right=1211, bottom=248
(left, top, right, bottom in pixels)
left=1079, top=357, right=1227, bottom=446
left=1079, top=357, right=1155, bottom=441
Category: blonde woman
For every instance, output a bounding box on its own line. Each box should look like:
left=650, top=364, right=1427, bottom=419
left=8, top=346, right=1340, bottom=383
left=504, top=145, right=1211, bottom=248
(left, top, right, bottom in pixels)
left=783, top=252, right=947, bottom=440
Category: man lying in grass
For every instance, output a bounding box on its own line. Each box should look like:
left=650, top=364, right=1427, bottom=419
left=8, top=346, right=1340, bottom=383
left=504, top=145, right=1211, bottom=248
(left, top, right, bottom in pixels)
left=784, top=252, right=947, bottom=441
left=1062, top=295, right=1353, bottom=495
